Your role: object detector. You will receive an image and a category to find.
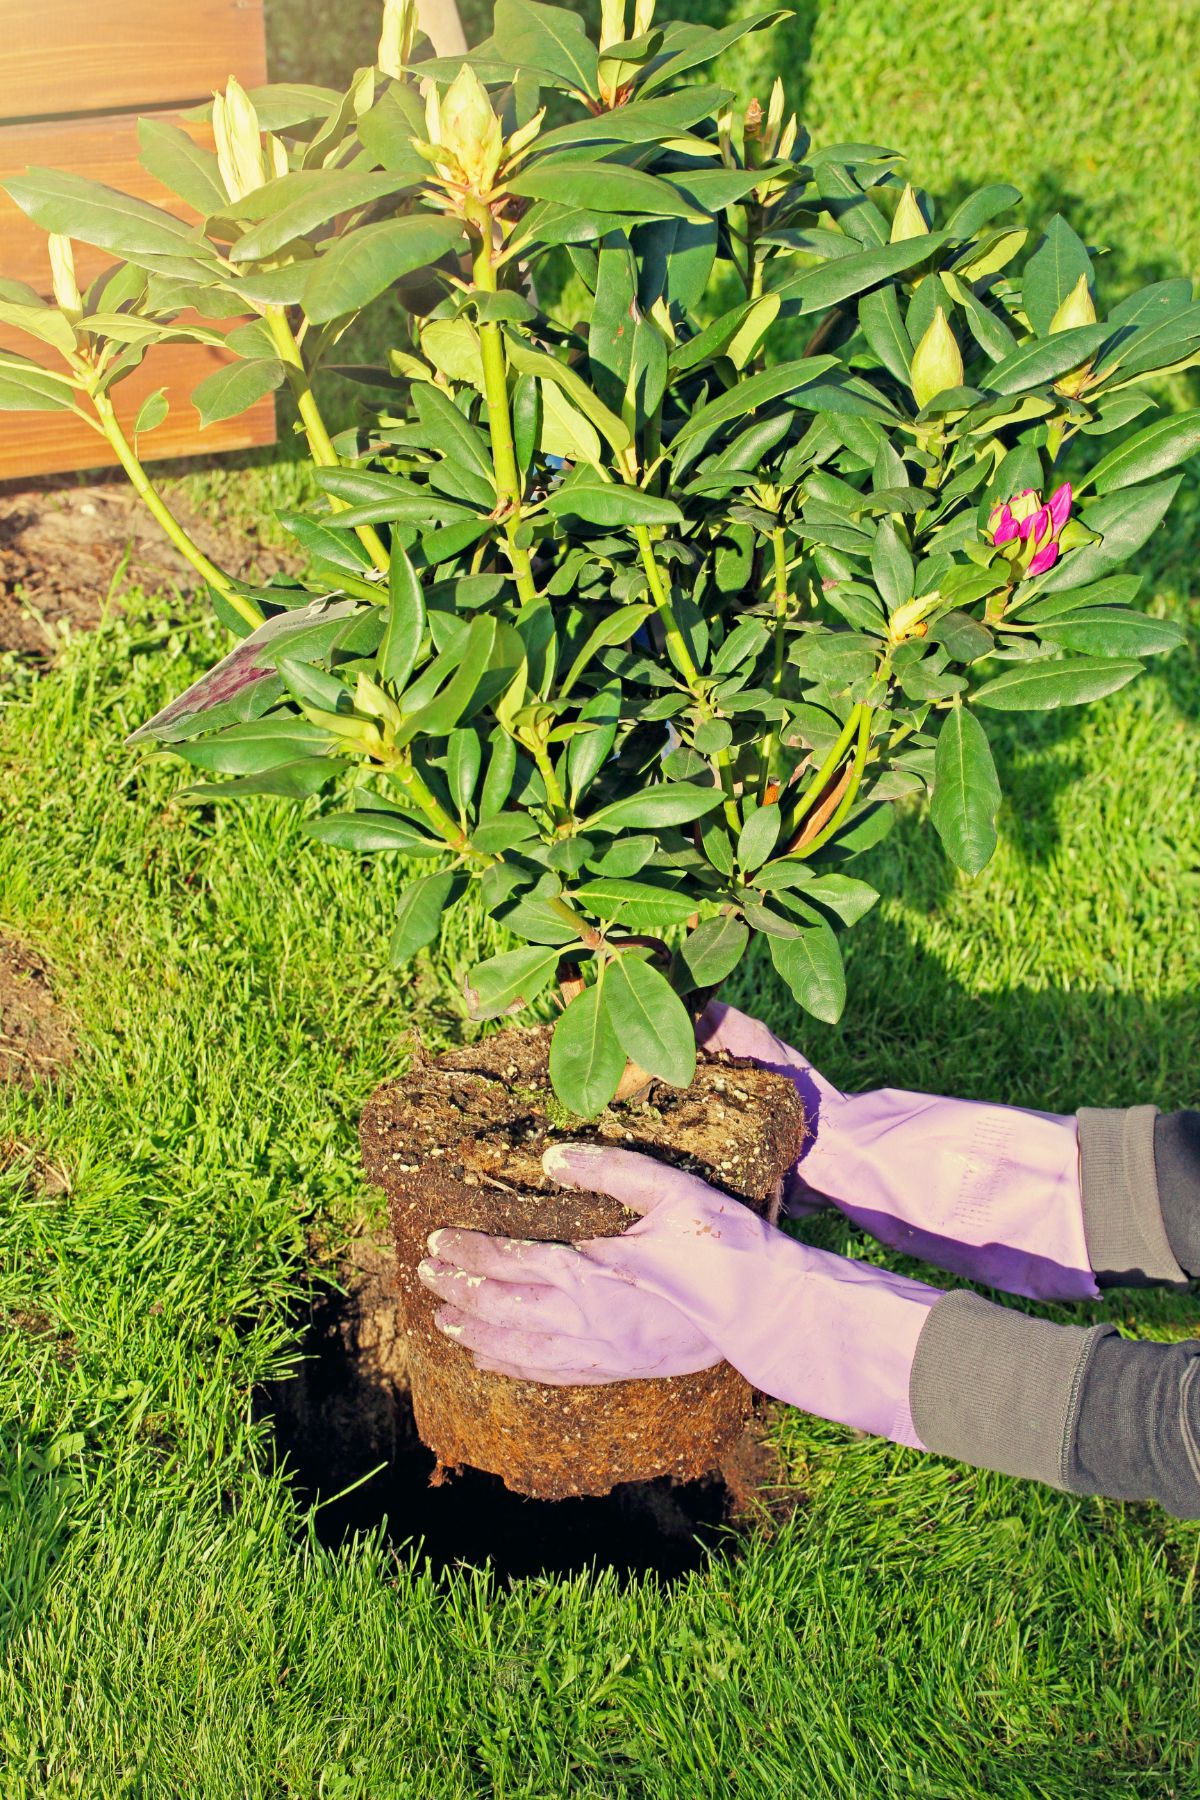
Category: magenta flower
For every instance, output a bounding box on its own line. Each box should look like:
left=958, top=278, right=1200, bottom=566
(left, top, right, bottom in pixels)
left=988, top=483, right=1072, bottom=577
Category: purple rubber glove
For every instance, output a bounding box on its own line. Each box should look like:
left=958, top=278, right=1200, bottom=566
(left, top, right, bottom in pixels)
left=697, top=1002, right=1097, bottom=1302
left=419, top=1144, right=941, bottom=1447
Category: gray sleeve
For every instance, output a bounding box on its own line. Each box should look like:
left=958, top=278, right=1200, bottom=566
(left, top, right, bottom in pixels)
left=1154, top=1109, right=1200, bottom=1278
left=1077, top=1106, right=1187, bottom=1288
left=910, top=1291, right=1200, bottom=1519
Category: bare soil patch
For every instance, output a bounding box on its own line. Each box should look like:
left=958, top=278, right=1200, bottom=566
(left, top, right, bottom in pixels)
left=0, top=477, right=295, bottom=657
left=261, top=1233, right=800, bottom=1583
left=0, top=937, right=76, bottom=1088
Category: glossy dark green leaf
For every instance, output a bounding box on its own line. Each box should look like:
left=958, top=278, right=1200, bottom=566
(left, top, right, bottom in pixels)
left=870, top=518, right=914, bottom=608
left=137, top=119, right=227, bottom=215
left=972, top=656, right=1143, bottom=710
left=639, top=10, right=789, bottom=95
left=446, top=728, right=482, bottom=815
left=586, top=782, right=725, bottom=832
left=305, top=812, right=442, bottom=852
left=944, top=183, right=1021, bottom=238
left=679, top=914, right=749, bottom=987
left=737, top=804, right=780, bottom=873
left=491, top=0, right=600, bottom=96
left=773, top=233, right=949, bottom=315
left=0, top=357, right=78, bottom=412
left=606, top=957, right=696, bottom=1088
left=534, top=86, right=731, bottom=152
left=1085, top=412, right=1200, bottom=495
left=390, top=870, right=458, bottom=966
left=1023, top=215, right=1092, bottom=336
left=191, top=357, right=285, bottom=427
left=983, top=325, right=1109, bottom=396
left=229, top=171, right=416, bottom=264
left=467, top=944, right=563, bottom=1020
left=508, top=161, right=704, bottom=223
left=858, top=286, right=912, bottom=381
left=767, top=916, right=846, bottom=1023
left=930, top=706, right=1001, bottom=874
left=1040, top=477, right=1182, bottom=591
left=672, top=355, right=837, bottom=446
left=1039, top=609, right=1185, bottom=657
left=303, top=215, right=467, bottom=322
left=549, top=978, right=625, bottom=1116
left=5, top=168, right=205, bottom=259
left=173, top=716, right=331, bottom=774
left=572, top=877, right=693, bottom=928
left=545, top=482, right=682, bottom=528
left=378, top=547, right=426, bottom=690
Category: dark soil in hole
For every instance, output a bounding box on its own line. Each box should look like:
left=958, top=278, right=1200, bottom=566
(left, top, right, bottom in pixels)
left=259, top=1238, right=799, bottom=1584
left=0, top=937, right=75, bottom=1089
left=0, top=477, right=298, bottom=657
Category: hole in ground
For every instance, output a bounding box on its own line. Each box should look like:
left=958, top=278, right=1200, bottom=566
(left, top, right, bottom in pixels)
left=259, top=1240, right=795, bottom=1585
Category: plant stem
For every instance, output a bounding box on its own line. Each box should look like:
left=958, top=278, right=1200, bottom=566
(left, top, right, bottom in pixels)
left=390, top=756, right=492, bottom=861
left=528, top=736, right=571, bottom=825
left=757, top=525, right=790, bottom=800
left=635, top=525, right=741, bottom=832
left=263, top=308, right=391, bottom=575
left=793, top=706, right=872, bottom=858
left=466, top=201, right=538, bottom=606
left=784, top=704, right=863, bottom=838
left=90, top=390, right=262, bottom=630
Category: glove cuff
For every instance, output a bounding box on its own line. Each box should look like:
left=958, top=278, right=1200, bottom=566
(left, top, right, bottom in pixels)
left=910, top=1290, right=1113, bottom=1488
left=1078, top=1106, right=1187, bottom=1289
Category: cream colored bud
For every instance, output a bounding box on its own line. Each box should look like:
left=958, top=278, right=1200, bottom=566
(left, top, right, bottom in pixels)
left=1049, top=271, right=1097, bottom=333
left=266, top=133, right=289, bottom=180
left=47, top=234, right=83, bottom=316
left=212, top=77, right=266, bottom=202
left=504, top=107, right=547, bottom=166
left=777, top=114, right=799, bottom=161
left=600, top=0, right=625, bottom=51
left=890, top=184, right=929, bottom=243
left=764, top=79, right=785, bottom=158
left=438, top=65, right=504, bottom=194
left=910, top=307, right=963, bottom=409
left=717, top=105, right=735, bottom=168
left=377, top=0, right=417, bottom=79
left=632, top=0, right=656, bottom=36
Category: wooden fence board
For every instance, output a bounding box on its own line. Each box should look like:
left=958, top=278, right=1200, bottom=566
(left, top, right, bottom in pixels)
left=1, top=0, right=267, bottom=123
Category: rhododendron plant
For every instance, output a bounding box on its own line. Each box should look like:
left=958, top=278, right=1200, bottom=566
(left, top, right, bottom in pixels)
left=1, top=0, right=1197, bottom=1113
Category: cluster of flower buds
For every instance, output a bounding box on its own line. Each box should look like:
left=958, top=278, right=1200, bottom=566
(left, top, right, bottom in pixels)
left=414, top=66, right=544, bottom=208
left=211, top=77, right=287, bottom=204
left=377, top=0, right=418, bottom=80
left=988, top=484, right=1073, bottom=577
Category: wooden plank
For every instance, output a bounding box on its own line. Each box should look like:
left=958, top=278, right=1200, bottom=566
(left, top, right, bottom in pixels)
left=0, top=338, right=275, bottom=480
left=1, top=0, right=267, bottom=124
left=0, top=110, right=218, bottom=292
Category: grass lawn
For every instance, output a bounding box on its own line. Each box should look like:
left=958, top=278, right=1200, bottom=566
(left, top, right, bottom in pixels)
left=3, top=2, right=1200, bottom=1793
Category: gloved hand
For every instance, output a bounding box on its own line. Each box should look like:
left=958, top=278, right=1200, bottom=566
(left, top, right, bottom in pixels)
left=697, top=1002, right=1097, bottom=1302
left=419, top=1143, right=941, bottom=1446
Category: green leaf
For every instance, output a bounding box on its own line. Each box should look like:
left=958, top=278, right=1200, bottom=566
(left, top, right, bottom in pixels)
left=586, top=782, right=724, bottom=832
left=191, top=358, right=284, bottom=427
left=858, top=286, right=912, bottom=381
left=1023, top=215, right=1092, bottom=336
left=446, top=728, right=482, bottom=816
left=767, top=916, right=846, bottom=1024
left=1085, top=412, right=1200, bottom=495
left=870, top=518, right=914, bottom=608
left=549, top=978, right=625, bottom=1116
left=572, top=878, right=694, bottom=929
left=930, top=706, right=1001, bottom=875
left=1039, top=609, right=1185, bottom=658
left=588, top=233, right=668, bottom=423
left=508, top=160, right=705, bottom=224
left=973, top=656, right=1144, bottom=711
left=0, top=294, right=79, bottom=354
left=413, top=381, right=494, bottom=482
left=983, top=325, right=1108, bottom=396
left=504, top=337, right=632, bottom=453
left=606, top=957, right=696, bottom=1089
left=737, top=804, right=780, bottom=873
left=303, top=214, right=467, bottom=322
left=545, top=482, right=682, bottom=528
left=679, top=914, right=749, bottom=987
left=305, top=813, right=441, bottom=852
left=1040, top=478, right=1183, bottom=591
left=534, top=86, right=732, bottom=153
left=491, top=0, right=600, bottom=97
left=390, top=871, right=458, bottom=966
left=640, top=10, right=789, bottom=95
left=0, top=358, right=78, bottom=413
left=943, top=183, right=1021, bottom=238
left=137, top=118, right=227, bottom=215
left=5, top=168, right=203, bottom=259
left=560, top=605, right=652, bottom=699
left=396, top=615, right=499, bottom=745
left=229, top=171, right=416, bottom=264
left=467, top=945, right=563, bottom=1020
left=772, top=234, right=950, bottom=315
left=133, top=388, right=169, bottom=437
left=172, top=716, right=331, bottom=774
left=378, top=547, right=426, bottom=690
left=356, top=85, right=430, bottom=179
left=672, top=355, right=837, bottom=446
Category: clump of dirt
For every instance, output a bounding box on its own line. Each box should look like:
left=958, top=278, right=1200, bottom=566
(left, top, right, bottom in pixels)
left=0, top=938, right=75, bottom=1089
left=361, top=1027, right=807, bottom=1500
left=261, top=1234, right=800, bottom=1582
left=0, top=478, right=297, bottom=657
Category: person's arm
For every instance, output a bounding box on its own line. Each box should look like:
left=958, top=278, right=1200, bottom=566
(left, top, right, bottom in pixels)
left=423, top=1138, right=1200, bottom=1521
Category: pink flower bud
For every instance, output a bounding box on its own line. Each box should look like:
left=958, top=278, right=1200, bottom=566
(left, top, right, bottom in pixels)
left=988, top=503, right=1019, bottom=546
left=1027, top=541, right=1060, bottom=576
left=1049, top=482, right=1072, bottom=530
